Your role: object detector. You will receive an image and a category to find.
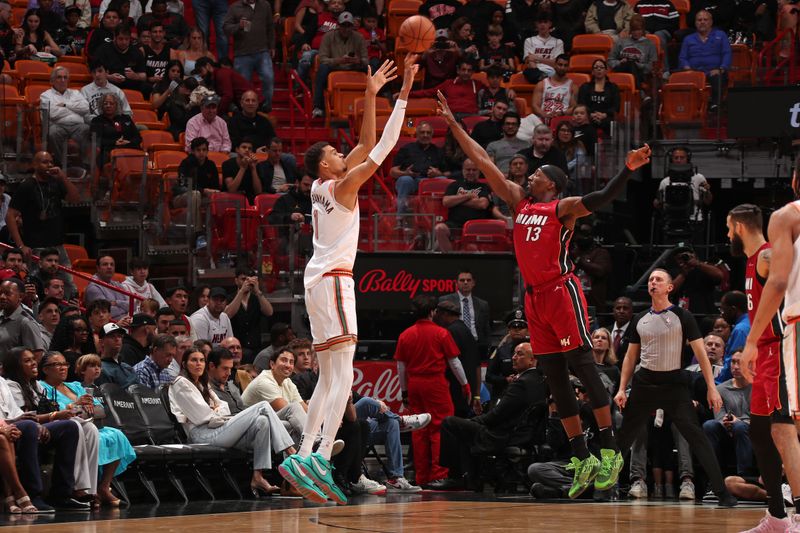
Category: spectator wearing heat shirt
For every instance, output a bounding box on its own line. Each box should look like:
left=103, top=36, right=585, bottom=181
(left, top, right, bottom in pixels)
left=678, top=9, right=731, bottom=111
left=434, top=158, right=492, bottom=252
left=83, top=255, right=132, bottom=320
left=585, top=0, right=634, bottom=42
left=356, top=10, right=385, bottom=73
left=189, top=287, right=233, bottom=346
left=608, top=15, right=657, bottom=89
left=184, top=94, right=231, bottom=153
left=121, top=257, right=166, bottom=313
left=418, top=0, right=461, bottom=30
left=522, top=14, right=565, bottom=84
left=93, top=25, right=147, bottom=92
left=531, top=54, right=577, bottom=122
left=409, top=60, right=485, bottom=117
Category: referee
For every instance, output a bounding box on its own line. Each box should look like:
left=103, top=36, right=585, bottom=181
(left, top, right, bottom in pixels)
left=613, top=268, right=737, bottom=507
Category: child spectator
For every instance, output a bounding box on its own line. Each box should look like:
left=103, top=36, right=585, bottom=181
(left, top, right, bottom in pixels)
left=357, top=10, right=385, bottom=73
left=478, top=26, right=515, bottom=76
left=139, top=297, right=161, bottom=316
left=59, top=6, right=88, bottom=55
left=121, top=257, right=167, bottom=312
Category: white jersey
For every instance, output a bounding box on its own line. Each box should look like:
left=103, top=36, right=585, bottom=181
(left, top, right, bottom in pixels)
left=523, top=34, right=565, bottom=76
left=189, top=306, right=233, bottom=346
left=303, top=178, right=360, bottom=289
left=541, top=77, right=572, bottom=116
left=782, top=200, right=800, bottom=322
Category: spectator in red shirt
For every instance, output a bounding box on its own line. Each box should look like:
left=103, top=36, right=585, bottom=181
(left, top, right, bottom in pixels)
left=408, top=60, right=485, bottom=117
left=395, top=295, right=471, bottom=487
left=195, top=56, right=254, bottom=115
left=356, top=10, right=385, bottom=73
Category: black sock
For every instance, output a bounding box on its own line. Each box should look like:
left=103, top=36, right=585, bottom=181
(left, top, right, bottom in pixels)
left=794, top=497, right=800, bottom=515
left=598, top=426, right=619, bottom=452
left=767, top=497, right=787, bottom=519
left=570, top=435, right=590, bottom=460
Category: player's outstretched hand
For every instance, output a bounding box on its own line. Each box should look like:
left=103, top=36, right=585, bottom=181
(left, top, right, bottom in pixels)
left=625, top=143, right=651, bottom=171
left=436, top=91, right=456, bottom=124
left=366, top=59, right=398, bottom=94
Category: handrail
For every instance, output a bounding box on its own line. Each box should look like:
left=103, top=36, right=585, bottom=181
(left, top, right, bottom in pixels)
left=0, top=242, right=143, bottom=317
left=758, top=28, right=796, bottom=85
left=288, top=69, right=312, bottom=155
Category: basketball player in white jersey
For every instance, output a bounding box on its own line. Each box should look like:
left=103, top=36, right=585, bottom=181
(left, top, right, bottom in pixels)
left=740, top=157, right=800, bottom=531
left=531, top=54, right=577, bottom=122
left=278, top=55, right=419, bottom=505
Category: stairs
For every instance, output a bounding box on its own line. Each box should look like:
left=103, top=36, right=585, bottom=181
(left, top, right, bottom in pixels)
left=270, top=67, right=334, bottom=157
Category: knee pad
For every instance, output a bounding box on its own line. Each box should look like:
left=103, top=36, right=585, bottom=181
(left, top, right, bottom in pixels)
left=568, top=349, right=610, bottom=409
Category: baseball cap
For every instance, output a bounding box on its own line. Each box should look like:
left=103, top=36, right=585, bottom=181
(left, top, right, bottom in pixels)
left=130, top=313, right=156, bottom=328
left=338, top=11, right=355, bottom=25
left=436, top=300, right=461, bottom=316
left=201, top=94, right=221, bottom=107
left=506, top=308, right=527, bottom=328
left=100, top=323, right=125, bottom=338
left=435, top=29, right=448, bottom=40
left=209, top=287, right=228, bottom=298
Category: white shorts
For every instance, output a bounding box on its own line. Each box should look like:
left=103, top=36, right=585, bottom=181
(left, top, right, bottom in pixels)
left=305, top=271, right=358, bottom=352
left=782, top=319, right=800, bottom=418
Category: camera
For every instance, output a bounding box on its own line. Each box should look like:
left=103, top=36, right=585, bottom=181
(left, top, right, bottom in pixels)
left=433, top=40, right=450, bottom=50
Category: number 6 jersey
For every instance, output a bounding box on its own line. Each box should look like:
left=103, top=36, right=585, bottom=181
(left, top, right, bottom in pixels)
left=513, top=198, right=574, bottom=287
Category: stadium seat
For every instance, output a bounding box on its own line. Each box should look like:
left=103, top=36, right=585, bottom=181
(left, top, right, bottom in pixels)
left=513, top=96, right=530, bottom=117
left=56, top=55, right=88, bottom=64
left=730, top=43, right=756, bottom=85
left=63, top=244, right=89, bottom=264
left=659, top=82, right=706, bottom=137
left=132, top=108, right=167, bottom=130
left=645, top=34, right=664, bottom=74
left=350, top=96, right=392, bottom=137
left=459, top=219, right=512, bottom=252
left=672, top=0, right=690, bottom=29
left=387, top=0, right=422, bottom=39
left=14, top=60, right=52, bottom=91
left=325, top=70, right=367, bottom=123
left=404, top=98, right=438, bottom=118
left=254, top=193, right=282, bottom=216
left=569, top=54, right=606, bottom=74
left=207, top=151, right=229, bottom=171
left=406, top=115, right=448, bottom=136
left=565, top=72, right=591, bottom=87
left=668, top=70, right=707, bottom=89
left=549, top=115, right=574, bottom=134
left=608, top=72, right=638, bottom=119
left=414, top=177, right=453, bottom=227
left=570, top=34, right=614, bottom=57
left=213, top=207, right=260, bottom=259
left=24, top=83, right=52, bottom=151
left=471, top=71, right=488, bottom=86
left=209, top=192, right=249, bottom=229
left=141, top=130, right=183, bottom=154
left=462, top=115, right=489, bottom=134
left=281, top=16, right=296, bottom=64
left=0, top=85, right=25, bottom=142
left=153, top=149, right=187, bottom=172
left=507, top=72, right=537, bottom=110
left=54, top=61, right=91, bottom=84
left=394, top=47, right=426, bottom=83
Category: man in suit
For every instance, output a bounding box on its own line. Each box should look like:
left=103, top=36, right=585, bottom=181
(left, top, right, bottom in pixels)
left=609, top=296, right=633, bottom=367
left=435, top=300, right=482, bottom=417
left=439, top=269, right=491, bottom=358
left=434, top=341, right=547, bottom=489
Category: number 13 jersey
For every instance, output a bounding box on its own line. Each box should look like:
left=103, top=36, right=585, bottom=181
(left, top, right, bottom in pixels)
left=513, top=198, right=574, bottom=287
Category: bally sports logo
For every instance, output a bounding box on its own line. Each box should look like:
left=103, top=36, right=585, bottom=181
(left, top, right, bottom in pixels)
left=357, top=269, right=458, bottom=299
left=352, top=361, right=404, bottom=411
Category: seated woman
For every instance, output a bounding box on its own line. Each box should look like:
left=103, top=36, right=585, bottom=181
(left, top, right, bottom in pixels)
left=38, top=352, right=136, bottom=507
left=171, top=27, right=216, bottom=77
left=0, top=376, right=41, bottom=514
left=75, top=354, right=103, bottom=391
left=553, top=121, right=588, bottom=195
left=577, top=59, right=620, bottom=135
left=169, top=349, right=295, bottom=496
left=151, top=60, right=185, bottom=117
left=14, top=9, right=63, bottom=61
left=164, top=77, right=199, bottom=141
left=3, top=348, right=86, bottom=511
left=49, top=315, right=96, bottom=382
left=90, top=94, right=142, bottom=169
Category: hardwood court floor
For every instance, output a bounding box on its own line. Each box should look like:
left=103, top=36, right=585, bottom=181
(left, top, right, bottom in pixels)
left=0, top=497, right=769, bottom=533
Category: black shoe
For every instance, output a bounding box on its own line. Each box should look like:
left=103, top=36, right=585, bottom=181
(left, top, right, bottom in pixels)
left=29, top=497, right=55, bottom=513
left=47, top=498, right=91, bottom=511
left=716, top=490, right=738, bottom=508
left=529, top=483, right=562, bottom=499
left=424, top=478, right=462, bottom=491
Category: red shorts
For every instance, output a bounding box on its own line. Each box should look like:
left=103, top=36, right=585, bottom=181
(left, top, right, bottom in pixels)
left=524, top=273, right=593, bottom=355
left=750, top=341, right=790, bottom=420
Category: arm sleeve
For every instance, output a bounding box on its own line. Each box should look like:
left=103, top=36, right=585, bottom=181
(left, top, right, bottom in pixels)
left=368, top=99, right=408, bottom=165
left=447, top=356, right=468, bottom=386
left=581, top=165, right=633, bottom=211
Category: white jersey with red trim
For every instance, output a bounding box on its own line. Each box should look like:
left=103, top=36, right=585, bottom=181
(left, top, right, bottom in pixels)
left=782, top=200, right=800, bottom=322
left=303, top=178, right=361, bottom=289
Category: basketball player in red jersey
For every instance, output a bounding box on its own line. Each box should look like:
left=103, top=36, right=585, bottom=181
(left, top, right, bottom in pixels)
left=737, top=163, right=800, bottom=532
left=438, top=92, right=650, bottom=498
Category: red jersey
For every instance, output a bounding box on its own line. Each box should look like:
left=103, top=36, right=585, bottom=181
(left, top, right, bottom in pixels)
left=394, top=319, right=459, bottom=376
left=513, top=198, right=573, bottom=286
left=746, top=242, right=783, bottom=346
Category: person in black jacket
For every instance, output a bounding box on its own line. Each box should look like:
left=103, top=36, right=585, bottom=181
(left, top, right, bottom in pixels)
left=577, top=58, right=620, bottom=134
left=258, top=138, right=300, bottom=193
left=267, top=174, right=312, bottom=257
left=435, top=300, right=482, bottom=417
left=435, top=342, right=548, bottom=490
left=485, top=308, right=529, bottom=404
left=89, top=93, right=141, bottom=168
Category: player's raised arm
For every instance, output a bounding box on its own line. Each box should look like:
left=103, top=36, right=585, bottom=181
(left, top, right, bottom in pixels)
left=345, top=60, right=398, bottom=169
left=437, top=92, right=525, bottom=210
left=557, top=144, right=651, bottom=222
left=335, top=54, right=418, bottom=208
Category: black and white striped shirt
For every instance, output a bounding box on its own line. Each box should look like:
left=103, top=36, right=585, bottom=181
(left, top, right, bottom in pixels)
left=629, top=305, right=701, bottom=372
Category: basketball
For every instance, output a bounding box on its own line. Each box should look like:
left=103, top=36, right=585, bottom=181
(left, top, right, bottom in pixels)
left=397, top=15, right=435, bottom=53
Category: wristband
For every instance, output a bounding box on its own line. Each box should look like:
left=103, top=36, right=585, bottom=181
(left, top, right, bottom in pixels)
left=472, top=396, right=481, bottom=400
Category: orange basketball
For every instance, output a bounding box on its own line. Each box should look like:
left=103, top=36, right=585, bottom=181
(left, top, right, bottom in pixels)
left=397, top=15, right=436, bottom=53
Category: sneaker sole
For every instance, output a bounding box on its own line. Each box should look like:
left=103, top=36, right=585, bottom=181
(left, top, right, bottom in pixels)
left=278, top=464, right=328, bottom=504
left=298, top=464, right=348, bottom=505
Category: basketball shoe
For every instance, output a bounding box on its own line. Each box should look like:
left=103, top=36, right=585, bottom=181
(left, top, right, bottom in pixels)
left=594, top=449, right=624, bottom=491
left=566, top=454, right=600, bottom=499
left=739, top=510, right=789, bottom=532
left=278, top=455, right=328, bottom=504
left=297, top=452, right=348, bottom=505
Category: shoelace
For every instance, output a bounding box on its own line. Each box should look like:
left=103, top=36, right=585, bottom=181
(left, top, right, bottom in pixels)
left=565, top=458, right=582, bottom=475
left=598, top=456, right=612, bottom=477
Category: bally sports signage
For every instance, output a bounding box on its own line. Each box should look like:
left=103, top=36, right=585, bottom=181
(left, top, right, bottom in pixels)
left=727, top=87, right=800, bottom=138
left=353, top=252, right=516, bottom=317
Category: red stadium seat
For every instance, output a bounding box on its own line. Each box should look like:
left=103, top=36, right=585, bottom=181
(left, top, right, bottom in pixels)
left=254, top=193, right=282, bottom=217
left=459, top=219, right=512, bottom=252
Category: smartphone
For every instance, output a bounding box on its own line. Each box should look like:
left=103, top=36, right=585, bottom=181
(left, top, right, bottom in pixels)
left=168, top=80, right=179, bottom=92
